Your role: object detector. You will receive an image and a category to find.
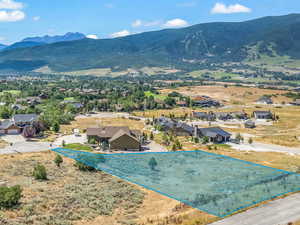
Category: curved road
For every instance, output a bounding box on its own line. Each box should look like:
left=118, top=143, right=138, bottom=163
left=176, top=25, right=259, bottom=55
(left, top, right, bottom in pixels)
left=210, top=193, right=300, bottom=225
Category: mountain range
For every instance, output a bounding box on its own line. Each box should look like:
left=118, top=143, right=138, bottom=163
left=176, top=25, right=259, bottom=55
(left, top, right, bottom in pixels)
left=0, top=32, right=86, bottom=52
left=0, top=14, right=300, bottom=72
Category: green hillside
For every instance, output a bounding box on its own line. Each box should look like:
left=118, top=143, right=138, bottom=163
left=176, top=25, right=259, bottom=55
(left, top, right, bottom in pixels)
left=0, top=14, right=300, bottom=72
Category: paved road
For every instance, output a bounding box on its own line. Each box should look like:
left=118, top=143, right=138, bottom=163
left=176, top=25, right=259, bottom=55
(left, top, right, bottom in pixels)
left=210, top=193, right=300, bottom=225
left=0, top=134, right=55, bottom=154
left=229, top=142, right=300, bottom=155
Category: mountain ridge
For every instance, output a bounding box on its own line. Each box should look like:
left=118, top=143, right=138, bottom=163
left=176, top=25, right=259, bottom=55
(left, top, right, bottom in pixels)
left=0, top=14, right=300, bottom=72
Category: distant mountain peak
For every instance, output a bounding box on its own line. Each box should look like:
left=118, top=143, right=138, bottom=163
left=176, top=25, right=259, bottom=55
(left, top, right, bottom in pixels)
left=22, top=32, right=86, bottom=44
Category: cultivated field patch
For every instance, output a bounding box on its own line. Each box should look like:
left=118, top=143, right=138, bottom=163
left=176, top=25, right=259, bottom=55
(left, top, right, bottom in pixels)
left=53, top=148, right=300, bottom=218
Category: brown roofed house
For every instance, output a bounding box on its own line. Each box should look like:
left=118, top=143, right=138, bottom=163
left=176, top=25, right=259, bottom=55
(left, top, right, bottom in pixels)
left=86, top=126, right=141, bottom=151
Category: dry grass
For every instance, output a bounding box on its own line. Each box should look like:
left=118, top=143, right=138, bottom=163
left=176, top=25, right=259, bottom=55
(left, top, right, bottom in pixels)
left=0, top=152, right=145, bottom=225
left=61, top=117, right=145, bottom=134
left=160, top=85, right=289, bottom=105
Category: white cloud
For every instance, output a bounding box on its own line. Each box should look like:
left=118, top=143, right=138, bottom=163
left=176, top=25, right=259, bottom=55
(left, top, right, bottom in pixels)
left=132, top=19, right=142, bottom=28
left=0, top=0, right=23, bottom=9
left=33, top=16, right=40, bottom=21
left=0, top=10, right=25, bottom=22
left=163, top=18, right=188, bottom=28
left=86, top=34, right=99, bottom=39
left=176, top=2, right=197, bottom=7
left=211, top=3, right=251, bottom=14
left=110, top=30, right=130, bottom=38
left=132, top=19, right=161, bottom=28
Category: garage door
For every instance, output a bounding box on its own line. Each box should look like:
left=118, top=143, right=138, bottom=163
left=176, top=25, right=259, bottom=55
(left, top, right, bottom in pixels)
left=7, top=129, right=19, bottom=134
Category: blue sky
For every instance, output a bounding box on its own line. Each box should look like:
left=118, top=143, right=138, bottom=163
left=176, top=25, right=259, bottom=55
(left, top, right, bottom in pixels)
left=0, top=0, right=299, bottom=44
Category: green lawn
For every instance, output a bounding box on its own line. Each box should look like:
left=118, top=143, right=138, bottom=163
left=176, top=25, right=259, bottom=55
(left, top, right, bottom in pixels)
left=64, top=143, right=93, bottom=151
left=0, top=90, right=21, bottom=96
left=64, top=97, right=75, bottom=101
left=144, top=91, right=167, bottom=100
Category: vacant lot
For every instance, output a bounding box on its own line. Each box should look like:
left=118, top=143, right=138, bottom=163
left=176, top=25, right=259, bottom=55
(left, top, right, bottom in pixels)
left=61, top=116, right=145, bottom=134
left=160, top=85, right=289, bottom=105
left=0, top=152, right=219, bottom=225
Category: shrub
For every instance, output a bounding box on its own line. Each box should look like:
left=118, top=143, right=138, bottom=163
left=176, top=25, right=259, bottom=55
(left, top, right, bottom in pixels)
left=33, top=164, right=47, bottom=180
left=0, top=185, right=22, bottom=209
left=54, top=154, right=63, bottom=167
left=74, top=161, right=96, bottom=172
left=148, top=157, right=158, bottom=170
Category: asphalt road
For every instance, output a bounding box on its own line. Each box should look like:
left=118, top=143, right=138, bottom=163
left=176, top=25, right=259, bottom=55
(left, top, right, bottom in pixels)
left=210, top=193, right=300, bottom=225
left=0, top=134, right=55, bottom=154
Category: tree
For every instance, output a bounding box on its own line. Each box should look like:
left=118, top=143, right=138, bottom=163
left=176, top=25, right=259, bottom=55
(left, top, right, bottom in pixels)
left=148, top=157, right=158, bottom=170
left=248, top=138, right=253, bottom=145
left=74, top=161, right=96, bottom=172
left=62, top=140, right=66, bottom=147
left=0, top=185, right=22, bottom=209
left=52, top=122, right=60, bottom=132
left=150, top=132, right=154, bottom=140
left=33, top=164, right=47, bottom=180
left=54, top=154, right=63, bottom=167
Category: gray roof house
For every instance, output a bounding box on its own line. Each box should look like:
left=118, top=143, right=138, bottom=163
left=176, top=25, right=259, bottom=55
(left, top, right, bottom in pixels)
left=197, top=127, right=231, bottom=143
left=256, top=96, right=273, bottom=104
left=193, top=112, right=216, bottom=121
left=156, top=117, right=194, bottom=136
left=12, top=114, right=38, bottom=126
left=253, top=111, right=273, bottom=119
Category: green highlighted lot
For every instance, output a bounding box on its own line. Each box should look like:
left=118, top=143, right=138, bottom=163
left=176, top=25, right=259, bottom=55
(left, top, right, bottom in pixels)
left=52, top=148, right=300, bottom=217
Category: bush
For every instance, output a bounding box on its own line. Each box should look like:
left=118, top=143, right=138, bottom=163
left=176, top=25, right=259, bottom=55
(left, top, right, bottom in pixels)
left=0, top=185, right=22, bottom=209
left=33, top=164, right=47, bottom=180
left=74, top=161, right=96, bottom=172
left=54, top=154, right=63, bottom=167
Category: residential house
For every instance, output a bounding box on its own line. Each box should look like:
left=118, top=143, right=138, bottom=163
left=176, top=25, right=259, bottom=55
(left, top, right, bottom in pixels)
left=215, top=112, right=233, bottom=121
left=192, top=112, right=216, bottom=121
left=12, top=114, right=39, bottom=128
left=291, top=99, right=300, bottom=106
left=0, top=120, right=21, bottom=134
left=230, top=111, right=248, bottom=120
left=192, top=96, right=221, bottom=108
left=256, top=96, right=273, bottom=104
left=197, top=127, right=231, bottom=143
left=253, top=111, right=273, bottom=119
left=86, top=126, right=142, bottom=151
left=244, top=120, right=256, bottom=129
left=176, top=100, right=187, bottom=107
left=156, top=117, right=193, bottom=136
left=0, top=114, right=39, bottom=135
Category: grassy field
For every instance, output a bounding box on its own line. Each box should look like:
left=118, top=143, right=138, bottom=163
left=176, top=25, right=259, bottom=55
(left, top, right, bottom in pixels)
left=144, top=91, right=167, bottom=100
left=160, top=85, right=289, bottom=105
left=64, top=143, right=93, bottom=151
left=0, top=90, right=21, bottom=96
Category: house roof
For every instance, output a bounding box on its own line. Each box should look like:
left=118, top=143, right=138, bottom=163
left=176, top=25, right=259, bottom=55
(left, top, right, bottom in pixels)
left=109, top=129, right=139, bottom=143
left=13, top=114, right=38, bottom=123
left=0, top=120, right=15, bottom=129
left=198, top=127, right=231, bottom=138
left=87, top=126, right=131, bottom=138
left=253, top=111, right=272, bottom=116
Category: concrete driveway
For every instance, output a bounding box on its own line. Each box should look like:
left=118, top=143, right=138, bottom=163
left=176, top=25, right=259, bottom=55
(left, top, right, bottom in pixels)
left=0, top=134, right=54, bottom=154
left=53, top=134, right=87, bottom=146
left=210, top=193, right=300, bottom=225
